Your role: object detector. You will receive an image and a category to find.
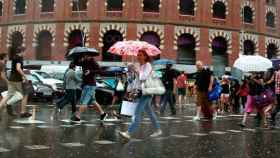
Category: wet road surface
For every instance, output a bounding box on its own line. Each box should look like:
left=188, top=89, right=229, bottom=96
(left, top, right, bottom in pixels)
left=0, top=104, right=280, bottom=158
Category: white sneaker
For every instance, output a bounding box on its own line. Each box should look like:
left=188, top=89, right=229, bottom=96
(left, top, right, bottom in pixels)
left=119, top=131, right=131, bottom=139
left=150, top=129, right=162, bottom=137
left=193, top=116, right=200, bottom=121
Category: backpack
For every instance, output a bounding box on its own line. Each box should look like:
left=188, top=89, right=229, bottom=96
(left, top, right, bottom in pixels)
left=208, top=79, right=222, bottom=101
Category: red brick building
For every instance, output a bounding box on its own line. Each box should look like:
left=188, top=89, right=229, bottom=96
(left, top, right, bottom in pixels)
left=0, top=0, right=279, bottom=74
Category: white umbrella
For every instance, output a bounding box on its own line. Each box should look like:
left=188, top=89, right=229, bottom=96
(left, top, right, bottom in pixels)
left=233, top=55, right=272, bottom=72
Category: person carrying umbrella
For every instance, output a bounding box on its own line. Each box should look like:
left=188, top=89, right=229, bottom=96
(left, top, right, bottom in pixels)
left=71, top=54, right=107, bottom=122
left=119, top=49, right=162, bottom=139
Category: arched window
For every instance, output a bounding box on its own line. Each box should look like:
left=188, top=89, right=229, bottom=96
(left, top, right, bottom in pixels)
left=266, top=12, right=275, bottom=27
left=107, top=0, right=123, bottom=11
left=140, top=31, right=161, bottom=60
left=143, top=0, right=160, bottom=13
left=177, top=34, right=196, bottom=65
left=243, top=40, right=255, bottom=55
left=72, top=0, right=87, bottom=11
left=9, top=31, right=24, bottom=59
left=243, top=6, right=253, bottom=23
left=41, top=0, right=54, bottom=12
left=212, top=1, right=226, bottom=19
left=36, top=31, right=53, bottom=60
left=0, top=1, right=3, bottom=16
left=267, top=43, right=278, bottom=59
left=179, top=0, right=195, bottom=16
left=14, top=0, right=26, bottom=15
left=67, top=30, right=85, bottom=51
left=102, top=30, right=123, bottom=61
left=212, top=37, right=228, bottom=76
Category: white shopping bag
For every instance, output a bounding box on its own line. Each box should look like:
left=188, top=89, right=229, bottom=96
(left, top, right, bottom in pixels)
left=120, top=101, right=138, bottom=116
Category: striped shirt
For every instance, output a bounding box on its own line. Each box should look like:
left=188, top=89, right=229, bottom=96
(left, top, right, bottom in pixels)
left=275, top=70, right=280, bottom=94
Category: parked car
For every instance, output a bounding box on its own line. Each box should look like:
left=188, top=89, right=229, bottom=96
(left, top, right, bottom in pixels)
left=29, top=70, right=64, bottom=97
left=26, top=74, right=54, bottom=102
left=6, top=70, right=54, bottom=102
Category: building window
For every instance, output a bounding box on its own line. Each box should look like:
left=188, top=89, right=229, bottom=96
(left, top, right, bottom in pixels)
left=266, top=0, right=275, bottom=5
left=107, top=0, right=123, bottom=11
left=243, top=40, right=255, bottom=55
left=0, top=1, right=3, bottom=16
left=41, top=0, right=54, bottom=12
left=72, top=0, right=87, bottom=11
left=143, top=0, right=160, bottom=13
left=179, top=0, right=194, bottom=16
left=243, top=6, right=253, bottom=23
left=266, top=12, right=275, bottom=27
left=212, top=1, right=226, bottom=19
left=14, top=0, right=26, bottom=15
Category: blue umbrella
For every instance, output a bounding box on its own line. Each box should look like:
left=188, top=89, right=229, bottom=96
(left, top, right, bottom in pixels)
left=153, top=59, right=176, bottom=65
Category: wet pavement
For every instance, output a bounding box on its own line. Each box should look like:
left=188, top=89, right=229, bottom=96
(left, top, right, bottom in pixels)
left=0, top=104, right=280, bottom=158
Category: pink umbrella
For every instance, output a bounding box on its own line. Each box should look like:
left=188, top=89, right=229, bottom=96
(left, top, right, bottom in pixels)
left=108, top=41, right=161, bottom=56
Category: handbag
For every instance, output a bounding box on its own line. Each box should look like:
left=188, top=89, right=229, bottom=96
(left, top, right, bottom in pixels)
left=142, top=71, right=166, bottom=95
left=22, top=80, right=34, bottom=95
left=254, top=89, right=274, bottom=109
left=120, top=101, right=138, bottom=116
left=116, top=80, right=125, bottom=91
left=208, top=79, right=222, bottom=101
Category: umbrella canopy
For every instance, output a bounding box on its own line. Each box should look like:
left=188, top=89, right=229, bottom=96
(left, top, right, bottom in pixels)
left=66, top=47, right=99, bottom=60
left=108, top=40, right=161, bottom=56
left=153, top=59, right=176, bottom=65
left=233, top=55, right=272, bottom=72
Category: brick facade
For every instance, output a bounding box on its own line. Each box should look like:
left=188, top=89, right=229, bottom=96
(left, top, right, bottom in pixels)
left=0, top=0, right=279, bottom=67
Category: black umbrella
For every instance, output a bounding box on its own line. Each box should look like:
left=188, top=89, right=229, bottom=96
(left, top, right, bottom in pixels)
left=66, top=47, right=99, bottom=60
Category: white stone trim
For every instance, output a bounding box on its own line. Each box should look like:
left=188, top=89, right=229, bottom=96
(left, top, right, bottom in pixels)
left=137, top=24, right=164, bottom=49
left=33, top=24, right=56, bottom=47
left=241, top=1, right=256, bottom=22
left=211, top=0, right=229, bottom=16
left=7, top=25, right=26, bottom=48
left=98, top=23, right=127, bottom=48
left=265, top=37, right=280, bottom=56
left=174, top=26, right=200, bottom=51
left=64, top=23, right=90, bottom=47
left=39, top=0, right=56, bottom=12
left=209, top=29, right=232, bottom=54
left=240, top=33, right=259, bottom=55
left=177, top=0, right=198, bottom=14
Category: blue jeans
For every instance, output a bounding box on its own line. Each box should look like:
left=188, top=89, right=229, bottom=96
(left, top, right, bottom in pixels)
left=128, top=95, right=160, bottom=134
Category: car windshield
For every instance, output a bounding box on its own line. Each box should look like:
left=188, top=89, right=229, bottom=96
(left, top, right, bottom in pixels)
left=36, top=71, right=51, bottom=79
left=26, top=75, right=40, bottom=84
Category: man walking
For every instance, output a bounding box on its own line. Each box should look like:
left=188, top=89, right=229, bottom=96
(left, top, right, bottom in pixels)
left=0, top=53, right=8, bottom=111
left=193, top=61, right=213, bottom=120
left=71, top=55, right=107, bottom=121
left=272, top=65, right=280, bottom=126
left=160, top=64, right=177, bottom=115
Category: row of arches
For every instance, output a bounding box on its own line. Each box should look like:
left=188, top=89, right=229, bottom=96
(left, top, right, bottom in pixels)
left=8, top=30, right=279, bottom=68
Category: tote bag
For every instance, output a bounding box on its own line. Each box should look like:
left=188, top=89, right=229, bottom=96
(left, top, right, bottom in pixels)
left=142, top=71, right=166, bottom=95
left=116, top=80, right=125, bottom=91
left=120, top=101, right=138, bottom=116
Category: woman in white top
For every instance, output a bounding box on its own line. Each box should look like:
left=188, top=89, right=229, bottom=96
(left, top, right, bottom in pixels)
left=119, top=49, right=162, bottom=139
